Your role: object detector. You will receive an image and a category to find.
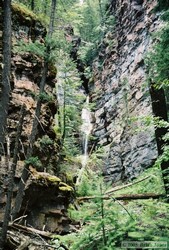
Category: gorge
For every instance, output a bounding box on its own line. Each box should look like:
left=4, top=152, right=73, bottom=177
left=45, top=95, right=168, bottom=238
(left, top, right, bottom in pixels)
left=0, top=0, right=169, bottom=249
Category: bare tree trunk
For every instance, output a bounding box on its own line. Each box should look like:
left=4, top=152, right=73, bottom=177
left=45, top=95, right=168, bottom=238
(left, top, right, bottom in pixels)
left=100, top=184, right=107, bottom=246
left=12, top=0, right=57, bottom=220
left=149, top=82, right=169, bottom=198
left=0, top=0, right=12, bottom=155
left=0, top=106, right=25, bottom=249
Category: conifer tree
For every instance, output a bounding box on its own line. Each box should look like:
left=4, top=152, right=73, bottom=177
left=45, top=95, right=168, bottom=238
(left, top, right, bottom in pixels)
left=0, top=0, right=12, bottom=156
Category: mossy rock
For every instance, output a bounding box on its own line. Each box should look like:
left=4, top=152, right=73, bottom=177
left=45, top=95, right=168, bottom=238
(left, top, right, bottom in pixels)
left=47, top=175, right=61, bottom=183
left=48, top=63, right=57, bottom=78
left=12, top=3, right=45, bottom=26
left=59, top=186, right=73, bottom=192
left=59, top=182, right=73, bottom=192
left=12, top=3, right=37, bottom=22
left=29, top=166, right=73, bottom=191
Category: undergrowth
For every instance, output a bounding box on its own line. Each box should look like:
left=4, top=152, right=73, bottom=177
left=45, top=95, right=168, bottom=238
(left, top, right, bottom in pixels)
left=51, top=166, right=169, bottom=250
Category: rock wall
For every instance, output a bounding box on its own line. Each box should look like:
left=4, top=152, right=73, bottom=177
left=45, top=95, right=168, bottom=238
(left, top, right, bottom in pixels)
left=91, top=0, right=159, bottom=182
left=1, top=3, right=59, bottom=174
left=0, top=4, right=73, bottom=234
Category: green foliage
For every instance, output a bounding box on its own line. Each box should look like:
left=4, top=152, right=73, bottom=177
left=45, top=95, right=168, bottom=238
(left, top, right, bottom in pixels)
left=55, top=56, right=85, bottom=162
left=115, top=165, right=165, bottom=195
left=14, top=33, right=71, bottom=63
left=129, top=115, right=169, bottom=134
left=39, top=135, right=53, bottom=147
left=12, top=2, right=45, bottom=24
left=146, top=9, right=169, bottom=88
left=66, top=0, right=115, bottom=65
left=14, top=40, right=45, bottom=58
left=77, top=173, right=101, bottom=197
left=25, top=156, right=42, bottom=169
left=34, top=135, right=55, bottom=156
left=57, top=166, right=169, bottom=250
left=38, top=92, right=54, bottom=103
left=45, top=33, right=71, bottom=61
left=156, top=0, right=169, bottom=11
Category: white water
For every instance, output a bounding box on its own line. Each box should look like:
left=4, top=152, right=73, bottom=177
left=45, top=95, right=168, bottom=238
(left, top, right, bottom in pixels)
left=76, top=96, right=93, bottom=185
left=79, top=0, right=84, bottom=5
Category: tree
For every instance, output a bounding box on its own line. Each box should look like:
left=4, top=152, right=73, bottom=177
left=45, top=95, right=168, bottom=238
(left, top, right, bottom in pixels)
left=0, top=0, right=12, bottom=156
left=0, top=106, right=25, bottom=249
left=31, top=0, right=35, bottom=10
left=12, top=0, right=57, bottom=220
left=149, top=83, right=169, bottom=197
left=157, top=0, right=169, bottom=10
left=146, top=7, right=169, bottom=198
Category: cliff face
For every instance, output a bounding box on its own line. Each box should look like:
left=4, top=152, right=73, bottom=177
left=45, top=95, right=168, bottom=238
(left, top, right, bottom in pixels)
left=0, top=4, right=73, bottom=235
left=92, top=0, right=159, bottom=182
left=1, top=3, right=59, bottom=174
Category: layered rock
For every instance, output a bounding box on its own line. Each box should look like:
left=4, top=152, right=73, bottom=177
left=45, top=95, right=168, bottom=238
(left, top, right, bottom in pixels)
left=91, top=0, right=159, bottom=182
left=9, top=3, right=58, bottom=168
left=0, top=4, right=73, bottom=235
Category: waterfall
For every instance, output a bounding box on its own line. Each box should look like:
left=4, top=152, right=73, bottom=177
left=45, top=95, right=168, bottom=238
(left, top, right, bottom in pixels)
left=79, top=0, right=84, bottom=5
left=76, top=96, right=93, bottom=185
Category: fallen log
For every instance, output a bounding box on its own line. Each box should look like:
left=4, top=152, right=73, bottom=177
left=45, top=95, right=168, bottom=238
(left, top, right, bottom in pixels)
left=113, top=193, right=165, bottom=200
left=77, top=193, right=165, bottom=202
left=9, top=223, right=53, bottom=239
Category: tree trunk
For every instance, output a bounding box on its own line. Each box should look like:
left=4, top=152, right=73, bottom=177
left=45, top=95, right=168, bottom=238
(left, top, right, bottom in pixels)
left=0, top=0, right=12, bottom=155
left=149, top=82, right=169, bottom=197
left=43, top=0, right=48, bottom=15
left=12, top=0, right=57, bottom=220
left=0, top=106, right=25, bottom=249
left=100, top=184, right=107, bottom=246
left=31, top=0, right=35, bottom=10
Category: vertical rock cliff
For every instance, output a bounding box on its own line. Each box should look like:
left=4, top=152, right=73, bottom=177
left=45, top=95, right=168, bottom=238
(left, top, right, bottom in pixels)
left=0, top=4, right=73, bottom=235
left=92, top=0, right=159, bottom=182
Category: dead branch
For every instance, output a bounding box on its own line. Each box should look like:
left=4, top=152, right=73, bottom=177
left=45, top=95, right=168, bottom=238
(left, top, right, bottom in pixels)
left=105, top=175, right=151, bottom=195
left=9, top=223, right=53, bottom=239
left=16, top=237, right=31, bottom=250
left=12, top=215, right=27, bottom=224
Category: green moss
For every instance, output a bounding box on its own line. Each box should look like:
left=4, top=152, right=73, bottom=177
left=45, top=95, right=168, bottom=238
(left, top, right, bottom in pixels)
left=66, top=173, right=74, bottom=182
left=12, top=3, right=46, bottom=26
left=59, top=182, right=73, bottom=192
left=48, top=63, right=57, bottom=78
left=59, top=186, right=73, bottom=192
left=47, top=176, right=61, bottom=183
left=12, top=3, right=37, bottom=21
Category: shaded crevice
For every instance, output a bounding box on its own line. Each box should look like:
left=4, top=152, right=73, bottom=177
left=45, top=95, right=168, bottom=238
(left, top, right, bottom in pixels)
left=65, top=25, right=89, bottom=94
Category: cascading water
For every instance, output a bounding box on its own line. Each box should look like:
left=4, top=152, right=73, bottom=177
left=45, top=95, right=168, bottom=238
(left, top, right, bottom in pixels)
left=76, top=96, right=93, bottom=185
left=79, top=0, right=84, bottom=5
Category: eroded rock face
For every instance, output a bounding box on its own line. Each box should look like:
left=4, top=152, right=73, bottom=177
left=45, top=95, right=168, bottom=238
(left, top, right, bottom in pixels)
left=0, top=4, right=71, bottom=234
left=20, top=167, right=73, bottom=234
left=91, top=0, right=159, bottom=182
left=7, top=4, right=58, bottom=171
